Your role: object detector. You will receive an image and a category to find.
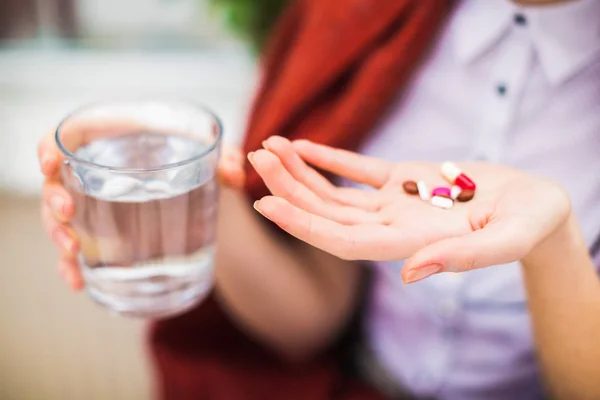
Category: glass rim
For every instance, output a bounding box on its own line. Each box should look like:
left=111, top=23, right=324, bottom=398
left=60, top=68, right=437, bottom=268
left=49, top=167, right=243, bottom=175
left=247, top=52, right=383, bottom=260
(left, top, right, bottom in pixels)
left=55, top=98, right=223, bottom=173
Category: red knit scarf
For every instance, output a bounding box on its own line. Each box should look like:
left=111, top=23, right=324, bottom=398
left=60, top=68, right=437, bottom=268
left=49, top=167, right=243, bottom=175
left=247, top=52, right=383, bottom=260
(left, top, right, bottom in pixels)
left=243, top=0, right=454, bottom=200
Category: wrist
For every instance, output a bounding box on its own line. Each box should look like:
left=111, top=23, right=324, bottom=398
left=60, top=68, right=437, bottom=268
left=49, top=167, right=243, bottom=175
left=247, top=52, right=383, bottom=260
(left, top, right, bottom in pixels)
left=522, top=212, right=584, bottom=268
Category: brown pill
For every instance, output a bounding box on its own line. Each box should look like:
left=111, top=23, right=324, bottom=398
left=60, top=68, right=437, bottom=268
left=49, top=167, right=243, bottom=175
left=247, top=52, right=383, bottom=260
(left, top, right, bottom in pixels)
left=438, top=194, right=452, bottom=199
left=456, top=189, right=475, bottom=202
left=402, top=180, right=419, bottom=195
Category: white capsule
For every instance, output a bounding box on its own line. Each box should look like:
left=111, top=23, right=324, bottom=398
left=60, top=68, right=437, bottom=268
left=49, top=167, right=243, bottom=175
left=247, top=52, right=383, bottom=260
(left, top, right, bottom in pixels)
left=417, top=180, right=430, bottom=201
left=431, top=195, right=453, bottom=209
left=441, top=161, right=462, bottom=183
left=450, top=185, right=462, bottom=200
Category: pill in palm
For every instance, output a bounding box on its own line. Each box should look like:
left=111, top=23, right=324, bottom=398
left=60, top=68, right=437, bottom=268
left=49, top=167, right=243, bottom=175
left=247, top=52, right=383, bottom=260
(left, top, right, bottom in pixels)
left=457, top=189, right=475, bottom=202
left=431, top=195, right=453, bottom=209
left=441, top=162, right=476, bottom=190
left=432, top=187, right=451, bottom=198
left=451, top=185, right=462, bottom=200
left=402, top=180, right=419, bottom=195
left=417, top=180, right=431, bottom=201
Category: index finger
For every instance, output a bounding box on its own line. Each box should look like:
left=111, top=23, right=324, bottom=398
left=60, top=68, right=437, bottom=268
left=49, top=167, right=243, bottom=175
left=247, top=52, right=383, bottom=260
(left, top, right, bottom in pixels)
left=262, top=136, right=382, bottom=211
left=292, top=140, right=392, bottom=188
left=38, top=119, right=149, bottom=179
left=254, top=195, right=403, bottom=261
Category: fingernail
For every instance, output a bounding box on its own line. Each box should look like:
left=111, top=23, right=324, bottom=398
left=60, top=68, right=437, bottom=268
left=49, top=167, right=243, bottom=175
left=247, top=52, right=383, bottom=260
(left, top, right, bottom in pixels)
left=403, top=264, right=443, bottom=284
left=247, top=152, right=255, bottom=164
left=253, top=201, right=264, bottom=216
left=53, top=228, right=77, bottom=254
left=50, top=196, right=66, bottom=217
left=262, top=140, right=275, bottom=151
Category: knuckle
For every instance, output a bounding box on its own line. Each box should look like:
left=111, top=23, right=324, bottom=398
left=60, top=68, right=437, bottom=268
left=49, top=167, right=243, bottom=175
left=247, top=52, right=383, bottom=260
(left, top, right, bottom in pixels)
left=287, top=182, right=301, bottom=202
left=304, top=213, right=314, bottom=238
left=259, top=154, right=279, bottom=174
left=457, top=256, right=476, bottom=272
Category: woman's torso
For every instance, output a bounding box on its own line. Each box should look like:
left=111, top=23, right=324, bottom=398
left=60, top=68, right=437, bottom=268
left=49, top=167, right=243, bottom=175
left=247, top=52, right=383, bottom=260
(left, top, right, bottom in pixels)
left=347, top=0, right=600, bottom=399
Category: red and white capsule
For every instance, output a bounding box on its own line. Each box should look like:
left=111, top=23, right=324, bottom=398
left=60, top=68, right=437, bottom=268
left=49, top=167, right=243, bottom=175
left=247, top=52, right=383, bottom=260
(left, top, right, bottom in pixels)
left=450, top=185, right=462, bottom=200
left=441, top=162, right=476, bottom=191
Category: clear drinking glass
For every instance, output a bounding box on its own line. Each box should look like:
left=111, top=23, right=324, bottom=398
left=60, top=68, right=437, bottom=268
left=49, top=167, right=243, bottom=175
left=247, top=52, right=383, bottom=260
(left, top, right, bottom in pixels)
left=56, top=99, right=222, bottom=319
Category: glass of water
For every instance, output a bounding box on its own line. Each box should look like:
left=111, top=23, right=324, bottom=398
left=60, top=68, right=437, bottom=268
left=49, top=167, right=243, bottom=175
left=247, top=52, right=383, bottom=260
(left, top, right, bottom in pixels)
left=56, top=99, right=222, bottom=319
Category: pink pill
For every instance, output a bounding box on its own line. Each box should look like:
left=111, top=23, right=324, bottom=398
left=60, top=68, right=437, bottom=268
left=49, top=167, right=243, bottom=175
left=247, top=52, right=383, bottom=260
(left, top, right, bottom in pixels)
left=432, top=187, right=451, bottom=198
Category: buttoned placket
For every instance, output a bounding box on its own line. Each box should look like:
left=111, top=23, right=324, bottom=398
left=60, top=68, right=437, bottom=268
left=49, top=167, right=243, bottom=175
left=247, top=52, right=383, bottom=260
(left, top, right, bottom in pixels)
left=469, top=12, right=533, bottom=163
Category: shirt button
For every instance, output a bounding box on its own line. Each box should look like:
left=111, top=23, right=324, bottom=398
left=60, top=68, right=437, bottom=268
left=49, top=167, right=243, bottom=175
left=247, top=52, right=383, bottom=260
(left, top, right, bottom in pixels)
left=514, top=13, right=527, bottom=26
left=496, top=83, right=507, bottom=96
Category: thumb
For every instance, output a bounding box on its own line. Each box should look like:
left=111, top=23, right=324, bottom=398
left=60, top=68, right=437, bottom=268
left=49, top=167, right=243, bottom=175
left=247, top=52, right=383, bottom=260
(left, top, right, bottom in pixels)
left=402, top=219, right=532, bottom=284
left=218, top=145, right=245, bottom=189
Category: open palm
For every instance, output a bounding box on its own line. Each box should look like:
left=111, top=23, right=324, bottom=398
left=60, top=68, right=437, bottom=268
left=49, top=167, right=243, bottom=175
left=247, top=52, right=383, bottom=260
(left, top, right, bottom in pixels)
left=248, top=136, right=570, bottom=283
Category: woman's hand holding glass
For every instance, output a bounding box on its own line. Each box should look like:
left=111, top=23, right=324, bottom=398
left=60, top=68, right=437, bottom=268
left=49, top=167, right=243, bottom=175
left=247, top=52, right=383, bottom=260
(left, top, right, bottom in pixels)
left=249, top=136, right=571, bottom=283
left=38, top=127, right=246, bottom=291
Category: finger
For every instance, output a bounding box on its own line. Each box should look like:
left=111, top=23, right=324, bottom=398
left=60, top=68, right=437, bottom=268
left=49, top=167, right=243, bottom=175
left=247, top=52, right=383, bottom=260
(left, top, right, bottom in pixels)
left=249, top=149, right=381, bottom=225
left=38, top=129, right=63, bottom=179
left=262, top=136, right=382, bottom=211
left=402, top=219, right=532, bottom=284
left=41, top=205, right=79, bottom=257
left=262, top=136, right=337, bottom=199
left=42, top=182, right=75, bottom=222
left=58, top=257, right=84, bottom=291
left=292, top=140, right=392, bottom=188
left=330, top=187, right=383, bottom=211
left=218, top=145, right=245, bottom=189
left=40, top=119, right=149, bottom=179
left=254, top=196, right=404, bottom=260
left=221, top=145, right=243, bottom=163
left=218, top=163, right=245, bottom=189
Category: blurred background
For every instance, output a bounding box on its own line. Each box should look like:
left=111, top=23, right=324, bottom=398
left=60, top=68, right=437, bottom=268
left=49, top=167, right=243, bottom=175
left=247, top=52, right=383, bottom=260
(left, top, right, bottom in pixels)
left=0, top=1, right=263, bottom=398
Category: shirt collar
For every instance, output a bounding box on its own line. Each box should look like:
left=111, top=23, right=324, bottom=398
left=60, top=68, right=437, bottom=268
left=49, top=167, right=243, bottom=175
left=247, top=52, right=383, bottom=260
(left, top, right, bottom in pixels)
left=452, top=0, right=600, bottom=86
